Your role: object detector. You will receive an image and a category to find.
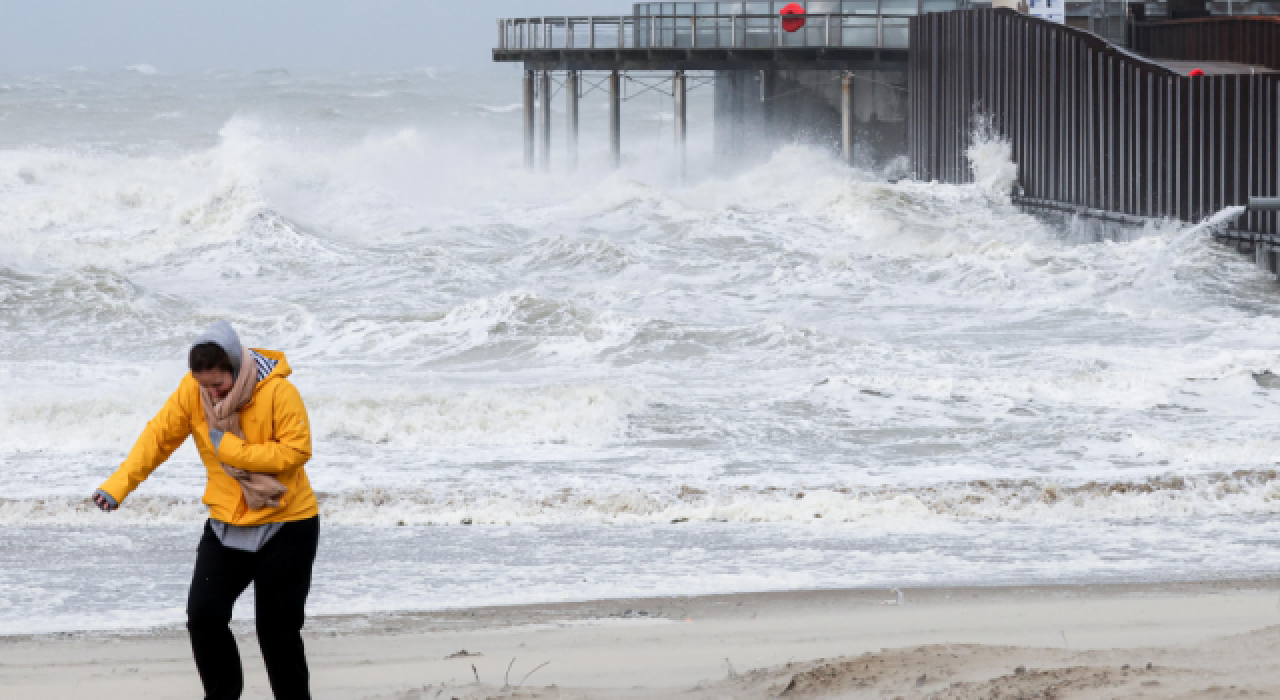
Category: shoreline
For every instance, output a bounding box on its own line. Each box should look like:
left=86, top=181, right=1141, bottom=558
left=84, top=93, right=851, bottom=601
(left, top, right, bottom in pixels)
left=7, top=576, right=1280, bottom=642
left=7, top=577, right=1280, bottom=698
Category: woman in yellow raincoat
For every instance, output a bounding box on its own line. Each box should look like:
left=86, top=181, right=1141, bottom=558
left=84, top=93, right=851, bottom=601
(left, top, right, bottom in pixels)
left=93, top=320, right=318, bottom=700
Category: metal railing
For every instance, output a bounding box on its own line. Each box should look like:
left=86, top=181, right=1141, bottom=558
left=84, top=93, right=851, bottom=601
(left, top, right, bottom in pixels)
left=497, top=13, right=918, bottom=51
left=633, top=1, right=967, bottom=14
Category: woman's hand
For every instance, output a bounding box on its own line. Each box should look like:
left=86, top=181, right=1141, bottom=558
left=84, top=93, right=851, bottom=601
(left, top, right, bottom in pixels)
left=92, top=490, right=118, bottom=512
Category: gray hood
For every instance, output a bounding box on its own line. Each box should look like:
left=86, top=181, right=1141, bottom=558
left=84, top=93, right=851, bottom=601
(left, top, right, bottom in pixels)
left=192, top=320, right=244, bottom=377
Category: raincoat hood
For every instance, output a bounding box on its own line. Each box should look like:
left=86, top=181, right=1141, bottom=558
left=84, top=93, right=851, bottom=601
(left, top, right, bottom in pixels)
left=192, top=320, right=245, bottom=377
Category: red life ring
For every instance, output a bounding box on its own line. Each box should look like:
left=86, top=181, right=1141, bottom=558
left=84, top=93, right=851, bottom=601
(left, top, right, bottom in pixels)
left=1189, top=68, right=1206, bottom=77
left=780, top=3, right=806, bottom=32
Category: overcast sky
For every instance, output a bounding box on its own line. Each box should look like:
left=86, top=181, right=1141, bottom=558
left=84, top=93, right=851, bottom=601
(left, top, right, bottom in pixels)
left=0, top=1, right=619, bottom=73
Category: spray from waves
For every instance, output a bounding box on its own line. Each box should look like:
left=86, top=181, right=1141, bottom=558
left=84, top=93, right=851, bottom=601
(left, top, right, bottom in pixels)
left=1139, top=206, right=1248, bottom=277
left=0, top=119, right=278, bottom=271
left=956, top=112, right=1249, bottom=303
left=0, top=108, right=1183, bottom=293
left=1063, top=203, right=1256, bottom=317
left=965, top=113, right=1018, bottom=200
left=9, top=470, right=1280, bottom=526
left=0, top=116, right=515, bottom=274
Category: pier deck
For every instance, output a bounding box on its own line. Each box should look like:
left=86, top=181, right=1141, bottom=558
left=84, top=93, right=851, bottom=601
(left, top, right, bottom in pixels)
left=493, top=13, right=916, bottom=70
left=492, top=46, right=907, bottom=71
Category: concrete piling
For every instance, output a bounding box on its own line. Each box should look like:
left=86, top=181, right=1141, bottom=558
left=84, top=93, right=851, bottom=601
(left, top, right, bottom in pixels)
left=674, top=70, right=687, bottom=182
left=842, top=71, right=854, bottom=166
left=539, top=70, right=552, bottom=172
left=610, top=70, right=622, bottom=168
left=523, top=70, right=535, bottom=170
left=759, top=70, right=775, bottom=133
left=567, top=70, right=579, bottom=170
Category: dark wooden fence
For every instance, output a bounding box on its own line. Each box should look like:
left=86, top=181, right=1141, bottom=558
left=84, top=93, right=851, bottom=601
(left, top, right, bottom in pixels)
left=908, top=9, right=1280, bottom=234
left=1130, top=17, right=1280, bottom=72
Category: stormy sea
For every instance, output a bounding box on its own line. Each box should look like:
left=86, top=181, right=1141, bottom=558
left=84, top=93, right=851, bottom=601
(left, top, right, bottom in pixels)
left=3, top=66, right=1280, bottom=635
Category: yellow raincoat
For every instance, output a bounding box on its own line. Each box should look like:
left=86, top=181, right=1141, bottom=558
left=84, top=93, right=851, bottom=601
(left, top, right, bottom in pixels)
left=97, top=349, right=318, bottom=526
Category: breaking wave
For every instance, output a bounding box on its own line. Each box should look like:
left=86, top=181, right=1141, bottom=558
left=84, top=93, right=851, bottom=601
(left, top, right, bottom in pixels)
left=9, top=471, right=1280, bottom=526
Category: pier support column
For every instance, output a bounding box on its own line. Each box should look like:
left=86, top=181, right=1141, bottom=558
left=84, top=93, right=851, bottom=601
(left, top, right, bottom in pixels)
left=673, top=70, right=686, bottom=182
left=759, top=70, right=775, bottom=133
left=566, top=70, right=579, bottom=171
left=841, top=71, right=854, bottom=166
left=539, top=70, right=552, bottom=172
left=609, top=70, right=621, bottom=168
left=523, top=69, right=535, bottom=170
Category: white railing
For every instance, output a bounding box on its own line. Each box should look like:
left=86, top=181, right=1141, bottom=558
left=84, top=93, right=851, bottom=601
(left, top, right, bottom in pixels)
left=496, top=14, right=917, bottom=51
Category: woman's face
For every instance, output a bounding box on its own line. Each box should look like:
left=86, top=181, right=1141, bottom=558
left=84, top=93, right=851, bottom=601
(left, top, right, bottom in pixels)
left=194, top=369, right=235, bottom=401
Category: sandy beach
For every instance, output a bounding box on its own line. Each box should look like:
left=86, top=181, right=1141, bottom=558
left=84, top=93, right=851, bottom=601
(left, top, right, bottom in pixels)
left=5, top=579, right=1280, bottom=699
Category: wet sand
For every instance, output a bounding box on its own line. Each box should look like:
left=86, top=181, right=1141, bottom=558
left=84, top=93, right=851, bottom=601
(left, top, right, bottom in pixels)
left=5, top=579, right=1280, bottom=699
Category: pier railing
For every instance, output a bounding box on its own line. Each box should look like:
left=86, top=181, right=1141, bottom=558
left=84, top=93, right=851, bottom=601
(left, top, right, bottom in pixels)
left=498, top=13, right=916, bottom=51
left=1129, top=17, right=1280, bottom=72
left=910, top=9, right=1280, bottom=234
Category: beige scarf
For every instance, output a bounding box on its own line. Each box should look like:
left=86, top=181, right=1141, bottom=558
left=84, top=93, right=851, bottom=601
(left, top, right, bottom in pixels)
left=200, top=348, right=287, bottom=510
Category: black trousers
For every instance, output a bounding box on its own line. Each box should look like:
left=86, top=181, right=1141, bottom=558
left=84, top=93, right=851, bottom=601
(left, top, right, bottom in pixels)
left=187, top=516, right=319, bottom=700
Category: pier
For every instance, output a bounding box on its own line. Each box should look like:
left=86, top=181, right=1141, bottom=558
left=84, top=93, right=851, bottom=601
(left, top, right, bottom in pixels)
left=495, top=2, right=1280, bottom=250
left=493, top=2, right=956, bottom=172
